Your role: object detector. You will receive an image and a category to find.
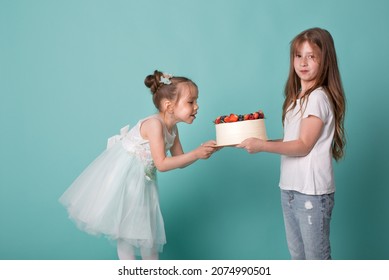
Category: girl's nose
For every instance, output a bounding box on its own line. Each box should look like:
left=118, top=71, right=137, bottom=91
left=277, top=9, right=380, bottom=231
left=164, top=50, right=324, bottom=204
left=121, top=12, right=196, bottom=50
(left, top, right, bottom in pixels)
left=300, top=57, right=308, bottom=66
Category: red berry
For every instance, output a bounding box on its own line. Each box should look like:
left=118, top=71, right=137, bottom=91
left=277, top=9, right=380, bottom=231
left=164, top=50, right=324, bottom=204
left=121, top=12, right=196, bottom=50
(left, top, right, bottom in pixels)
left=229, top=113, right=239, bottom=122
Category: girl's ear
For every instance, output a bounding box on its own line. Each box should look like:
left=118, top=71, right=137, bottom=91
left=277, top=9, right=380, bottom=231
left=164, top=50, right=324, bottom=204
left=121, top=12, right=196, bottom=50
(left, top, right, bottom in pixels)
left=162, top=99, right=174, bottom=114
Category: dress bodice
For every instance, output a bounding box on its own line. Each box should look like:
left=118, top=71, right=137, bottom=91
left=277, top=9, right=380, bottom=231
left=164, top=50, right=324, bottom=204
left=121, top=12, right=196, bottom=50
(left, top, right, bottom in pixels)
left=121, top=114, right=177, bottom=180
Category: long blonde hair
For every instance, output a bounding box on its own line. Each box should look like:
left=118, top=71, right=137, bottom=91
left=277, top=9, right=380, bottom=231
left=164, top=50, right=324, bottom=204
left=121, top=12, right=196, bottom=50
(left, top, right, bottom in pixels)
left=282, top=28, right=346, bottom=161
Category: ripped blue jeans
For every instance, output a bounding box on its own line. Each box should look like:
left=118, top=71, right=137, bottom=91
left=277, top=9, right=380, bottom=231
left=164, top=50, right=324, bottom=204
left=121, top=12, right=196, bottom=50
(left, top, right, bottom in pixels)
left=281, top=190, right=335, bottom=260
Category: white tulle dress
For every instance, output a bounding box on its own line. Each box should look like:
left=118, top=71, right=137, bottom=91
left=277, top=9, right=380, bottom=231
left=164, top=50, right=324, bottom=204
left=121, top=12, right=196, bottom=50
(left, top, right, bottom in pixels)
left=59, top=115, right=177, bottom=255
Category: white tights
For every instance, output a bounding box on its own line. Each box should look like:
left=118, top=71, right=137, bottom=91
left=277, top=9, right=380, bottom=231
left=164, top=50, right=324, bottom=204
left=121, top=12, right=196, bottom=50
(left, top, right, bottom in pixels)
left=117, top=239, right=159, bottom=260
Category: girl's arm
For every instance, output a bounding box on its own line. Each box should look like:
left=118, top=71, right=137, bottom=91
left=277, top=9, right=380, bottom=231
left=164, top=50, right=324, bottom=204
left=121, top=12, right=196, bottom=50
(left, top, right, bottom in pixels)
left=169, top=130, right=184, bottom=156
left=141, top=118, right=216, bottom=172
left=237, top=115, right=323, bottom=156
left=169, top=131, right=211, bottom=169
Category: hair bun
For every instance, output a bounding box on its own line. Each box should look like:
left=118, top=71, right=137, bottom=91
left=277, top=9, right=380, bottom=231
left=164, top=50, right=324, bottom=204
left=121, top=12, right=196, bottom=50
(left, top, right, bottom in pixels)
left=144, top=70, right=163, bottom=94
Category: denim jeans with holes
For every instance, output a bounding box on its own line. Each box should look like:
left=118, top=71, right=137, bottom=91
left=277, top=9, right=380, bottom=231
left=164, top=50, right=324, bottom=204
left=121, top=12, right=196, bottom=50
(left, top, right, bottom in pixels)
left=281, top=190, right=335, bottom=260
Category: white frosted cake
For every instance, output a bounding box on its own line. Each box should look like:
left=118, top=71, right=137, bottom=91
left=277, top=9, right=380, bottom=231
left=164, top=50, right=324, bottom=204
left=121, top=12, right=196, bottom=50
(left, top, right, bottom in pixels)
left=214, top=110, right=267, bottom=146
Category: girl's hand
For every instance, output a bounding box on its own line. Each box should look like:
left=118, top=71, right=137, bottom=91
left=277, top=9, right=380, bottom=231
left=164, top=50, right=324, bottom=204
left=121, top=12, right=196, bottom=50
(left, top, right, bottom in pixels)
left=236, top=138, right=265, bottom=154
left=197, top=140, right=218, bottom=159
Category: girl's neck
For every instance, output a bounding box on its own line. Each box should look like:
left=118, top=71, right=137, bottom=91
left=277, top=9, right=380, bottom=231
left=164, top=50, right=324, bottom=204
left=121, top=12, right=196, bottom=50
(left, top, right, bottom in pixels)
left=298, top=82, right=318, bottom=98
left=297, top=89, right=305, bottom=99
left=157, top=112, right=176, bottom=133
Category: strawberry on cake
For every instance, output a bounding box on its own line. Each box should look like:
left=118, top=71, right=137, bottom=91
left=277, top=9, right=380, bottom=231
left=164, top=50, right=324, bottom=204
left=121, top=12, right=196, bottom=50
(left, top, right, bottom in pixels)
left=214, top=110, right=267, bottom=146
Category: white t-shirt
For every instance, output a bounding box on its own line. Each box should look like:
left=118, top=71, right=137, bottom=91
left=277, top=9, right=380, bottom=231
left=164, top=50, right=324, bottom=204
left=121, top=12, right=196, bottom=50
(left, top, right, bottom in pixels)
left=279, top=88, right=335, bottom=195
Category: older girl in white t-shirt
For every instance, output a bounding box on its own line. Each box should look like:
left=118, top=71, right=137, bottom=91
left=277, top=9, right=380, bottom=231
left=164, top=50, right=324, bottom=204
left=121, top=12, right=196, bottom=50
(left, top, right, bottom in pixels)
left=238, top=27, right=346, bottom=259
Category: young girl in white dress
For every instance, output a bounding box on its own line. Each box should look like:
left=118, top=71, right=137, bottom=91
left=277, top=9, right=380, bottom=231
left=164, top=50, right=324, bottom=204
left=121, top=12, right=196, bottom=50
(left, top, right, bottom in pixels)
left=59, top=70, right=217, bottom=260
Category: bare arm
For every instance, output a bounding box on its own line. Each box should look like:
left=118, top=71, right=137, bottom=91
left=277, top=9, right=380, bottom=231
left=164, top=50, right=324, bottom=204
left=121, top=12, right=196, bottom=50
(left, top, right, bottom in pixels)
left=141, top=118, right=216, bottom=172
left=237, top=115, right=323, bottom=156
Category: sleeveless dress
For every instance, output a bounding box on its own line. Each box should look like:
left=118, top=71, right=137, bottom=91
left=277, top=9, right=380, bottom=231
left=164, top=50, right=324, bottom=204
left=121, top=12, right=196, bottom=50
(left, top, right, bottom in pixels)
left=59, top=114, right=177, bottom=255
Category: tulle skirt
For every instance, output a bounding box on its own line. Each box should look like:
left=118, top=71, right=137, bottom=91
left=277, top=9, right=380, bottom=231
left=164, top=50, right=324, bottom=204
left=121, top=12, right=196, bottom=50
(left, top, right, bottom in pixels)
left=59, top=143, right=166, bottom=254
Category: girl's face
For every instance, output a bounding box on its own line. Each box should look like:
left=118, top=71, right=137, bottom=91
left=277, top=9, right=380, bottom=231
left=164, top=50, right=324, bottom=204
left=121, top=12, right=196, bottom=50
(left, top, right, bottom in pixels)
left=173, top=84, right=199, bottom=124
left=294, top=41, right=321, bottom=91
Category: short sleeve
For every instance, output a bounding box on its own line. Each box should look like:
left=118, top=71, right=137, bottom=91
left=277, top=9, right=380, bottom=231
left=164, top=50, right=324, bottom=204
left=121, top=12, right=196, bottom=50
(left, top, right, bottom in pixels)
left=302, top=89, right=331, bottom=122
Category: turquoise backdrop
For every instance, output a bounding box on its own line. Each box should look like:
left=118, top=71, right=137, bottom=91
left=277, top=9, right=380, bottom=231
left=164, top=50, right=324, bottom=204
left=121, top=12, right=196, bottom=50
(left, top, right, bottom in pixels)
left=1, top=0, right=388, bottom=260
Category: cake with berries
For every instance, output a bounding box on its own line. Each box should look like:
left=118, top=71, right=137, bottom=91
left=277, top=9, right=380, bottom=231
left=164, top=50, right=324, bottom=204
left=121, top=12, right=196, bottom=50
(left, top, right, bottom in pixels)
left=214, top=110, right=267, bottom=146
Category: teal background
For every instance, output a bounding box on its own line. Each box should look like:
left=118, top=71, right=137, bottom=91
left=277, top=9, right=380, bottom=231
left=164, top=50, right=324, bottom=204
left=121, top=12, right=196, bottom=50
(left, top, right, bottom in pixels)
left=1, top=0, right=388, bottom=260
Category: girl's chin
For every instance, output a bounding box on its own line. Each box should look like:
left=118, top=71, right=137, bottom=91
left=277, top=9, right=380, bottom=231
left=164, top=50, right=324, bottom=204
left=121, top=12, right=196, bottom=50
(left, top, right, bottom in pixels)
left=187, top=116, right=196, bottom=123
